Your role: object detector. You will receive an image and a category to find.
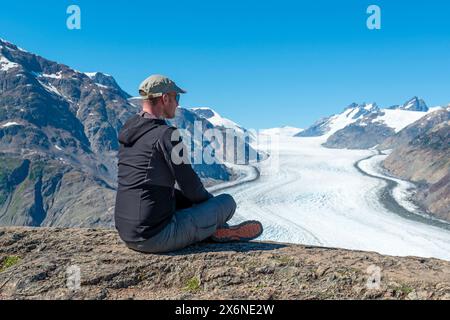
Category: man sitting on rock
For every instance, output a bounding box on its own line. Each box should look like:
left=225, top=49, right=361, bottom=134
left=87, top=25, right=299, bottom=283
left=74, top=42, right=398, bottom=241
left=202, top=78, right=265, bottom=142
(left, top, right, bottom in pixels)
left=114, top=74, right=263, bottom=253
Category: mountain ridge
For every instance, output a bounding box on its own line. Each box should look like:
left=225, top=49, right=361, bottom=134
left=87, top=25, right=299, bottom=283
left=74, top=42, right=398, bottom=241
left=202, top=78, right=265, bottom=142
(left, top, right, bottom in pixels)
left=0, top=38, right=249, bottom=228
left=380, top=106, right=450, bottom=221
left=294, top=98, right=449, bottom=221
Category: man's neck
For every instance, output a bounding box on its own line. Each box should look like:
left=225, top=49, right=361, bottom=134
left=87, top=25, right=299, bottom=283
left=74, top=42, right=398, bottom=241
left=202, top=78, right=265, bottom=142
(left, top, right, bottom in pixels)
left=140, top=110, right=163, bottom=120
left=142, top=106, right=164, bottom=119
left=141, top=99, right=167, bottom=119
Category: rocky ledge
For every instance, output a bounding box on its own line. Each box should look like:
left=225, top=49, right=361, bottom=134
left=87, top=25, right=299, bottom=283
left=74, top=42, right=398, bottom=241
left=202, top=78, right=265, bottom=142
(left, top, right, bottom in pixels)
left=0, top=227, right=449, bottom=300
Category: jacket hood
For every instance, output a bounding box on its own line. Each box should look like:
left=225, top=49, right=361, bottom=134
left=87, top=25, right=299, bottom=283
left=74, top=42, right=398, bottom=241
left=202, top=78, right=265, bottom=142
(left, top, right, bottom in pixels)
left=118, top=115, right=167, bottom=146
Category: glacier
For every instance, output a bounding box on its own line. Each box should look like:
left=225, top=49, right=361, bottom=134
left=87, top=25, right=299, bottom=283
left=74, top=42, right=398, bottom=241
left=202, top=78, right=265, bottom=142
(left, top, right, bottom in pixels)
left=216, top=133, right=450, bottom=261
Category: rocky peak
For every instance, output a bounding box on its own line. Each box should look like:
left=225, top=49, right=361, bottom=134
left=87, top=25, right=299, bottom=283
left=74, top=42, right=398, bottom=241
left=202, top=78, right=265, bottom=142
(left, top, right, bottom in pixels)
left=389, top=97, right=429, bottom=112
left=190, top=107, right=216, bottom=119
left=84, top=72, right=130, bottom=99
left=343, top=102, right=380, bottom=118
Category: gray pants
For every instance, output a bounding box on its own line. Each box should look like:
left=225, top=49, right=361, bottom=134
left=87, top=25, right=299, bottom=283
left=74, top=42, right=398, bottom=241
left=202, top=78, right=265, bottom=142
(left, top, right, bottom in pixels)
left=125, top=193, right=237, bottom=253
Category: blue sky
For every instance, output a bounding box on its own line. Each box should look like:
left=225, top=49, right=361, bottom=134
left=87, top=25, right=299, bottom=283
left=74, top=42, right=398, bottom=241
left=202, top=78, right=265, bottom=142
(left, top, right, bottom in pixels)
left=1, top=0, right=450, bottom=129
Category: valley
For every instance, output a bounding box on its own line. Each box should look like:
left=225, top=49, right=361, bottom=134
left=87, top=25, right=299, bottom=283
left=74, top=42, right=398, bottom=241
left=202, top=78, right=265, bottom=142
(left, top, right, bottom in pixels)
left=219, top=134, right=450, bottom=261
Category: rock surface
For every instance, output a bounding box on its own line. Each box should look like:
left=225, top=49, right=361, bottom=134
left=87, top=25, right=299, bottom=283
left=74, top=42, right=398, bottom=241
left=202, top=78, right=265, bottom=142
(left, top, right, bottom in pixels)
left=323, top=120, right=395, bottom=149
left=0, top=227, right=449, bottom=300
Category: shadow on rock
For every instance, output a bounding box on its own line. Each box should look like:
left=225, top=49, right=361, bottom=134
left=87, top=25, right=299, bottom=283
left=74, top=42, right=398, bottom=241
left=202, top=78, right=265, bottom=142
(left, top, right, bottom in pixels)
left=143, top=240, right=288, bottom=256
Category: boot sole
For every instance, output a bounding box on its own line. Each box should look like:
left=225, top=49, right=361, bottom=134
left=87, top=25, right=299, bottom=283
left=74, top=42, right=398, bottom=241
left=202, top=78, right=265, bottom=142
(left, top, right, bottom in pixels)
left=210, top=220, right=263, bottom=242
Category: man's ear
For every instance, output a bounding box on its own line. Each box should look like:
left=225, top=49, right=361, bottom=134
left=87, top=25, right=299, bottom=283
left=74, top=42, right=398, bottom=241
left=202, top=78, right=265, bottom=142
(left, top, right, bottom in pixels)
left=162, top=93, right=169, bottom=105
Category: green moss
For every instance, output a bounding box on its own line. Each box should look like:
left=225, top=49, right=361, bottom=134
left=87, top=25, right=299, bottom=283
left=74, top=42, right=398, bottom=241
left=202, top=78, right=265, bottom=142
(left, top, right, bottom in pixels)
left=183, top=276, right=201, bottom=293
left=15, top=179, right=30, bottom=194
left=0, top=170, right=9, bottom=184
left=0, top=256, right=21, bottom=272
left=0, top=158, right=20, bottom=185
left=29, top=161, right=45, bottom=180
left=0, top=157, right=23, bottom=206
left=0, top=157, right=21, bottom=171
left=273, top=255, right=294, bottom=265
left=397, top=285, right=414, bottom=295
left=389, top=283, right=414, bottom=295
left=255, top=283, right=266, bottom=290
left=8, top=180, right=31, bottom=214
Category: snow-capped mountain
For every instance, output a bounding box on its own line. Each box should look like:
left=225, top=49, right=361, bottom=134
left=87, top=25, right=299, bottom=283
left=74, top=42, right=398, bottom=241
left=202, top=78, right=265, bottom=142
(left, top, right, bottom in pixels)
left=387, top=96, right=429, bottom=112
left=0, top=38, right=138, bottom=227
left=83, top=71, right=130, bottom=99
left=296, top=102, right=381, bottom=138
left=191, top=107, right=257, bottom=142
left=369, top=107, right=442, bottom=133
left=182, top=108, right=263, bottom=164
left=0, top=38, right=235, bottom=228
left=297, top=97, right=438, bottom=149
left=260, top=126, right=303, bottom=137
left=191, top=107, right=243, bottom=131
left=381, top=106, right=450, bottom=221
left=379, top=105, right=449, bottom=150
left=190, top=107, right=264, bottom=160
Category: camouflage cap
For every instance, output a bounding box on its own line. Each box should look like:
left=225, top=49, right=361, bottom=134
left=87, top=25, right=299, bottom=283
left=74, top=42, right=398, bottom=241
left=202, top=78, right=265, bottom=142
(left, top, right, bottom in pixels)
left=138, top=74, right=187, bottom=98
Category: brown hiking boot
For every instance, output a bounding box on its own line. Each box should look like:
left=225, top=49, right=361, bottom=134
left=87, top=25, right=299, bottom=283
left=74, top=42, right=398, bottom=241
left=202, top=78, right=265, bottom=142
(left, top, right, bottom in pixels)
left=210, top=220, right=263, bottom=242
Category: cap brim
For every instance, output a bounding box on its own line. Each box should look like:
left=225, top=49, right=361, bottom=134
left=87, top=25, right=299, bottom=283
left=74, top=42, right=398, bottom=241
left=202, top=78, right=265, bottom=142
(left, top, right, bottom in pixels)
left=174, top=84, right=187, bottom=94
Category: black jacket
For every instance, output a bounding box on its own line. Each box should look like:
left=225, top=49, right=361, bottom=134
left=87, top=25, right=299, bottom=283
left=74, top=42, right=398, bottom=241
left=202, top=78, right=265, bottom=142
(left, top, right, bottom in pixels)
left=114, top=112, right=213, bottom=242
